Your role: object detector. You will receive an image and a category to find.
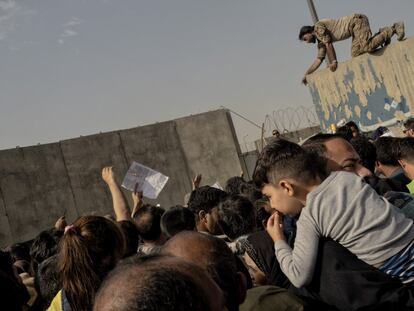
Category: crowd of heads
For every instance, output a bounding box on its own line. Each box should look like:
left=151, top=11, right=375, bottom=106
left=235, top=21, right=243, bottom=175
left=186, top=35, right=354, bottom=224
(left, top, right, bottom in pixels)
left=2, top=119, right=414, bottom=311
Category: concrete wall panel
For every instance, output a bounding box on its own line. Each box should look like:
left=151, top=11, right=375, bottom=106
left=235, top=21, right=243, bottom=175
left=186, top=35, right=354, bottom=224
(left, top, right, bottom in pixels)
left=0, top=187, right=6, bottom=216
left=175, top=110, right=243, bottom=187
left=0, top=144, right=76, bottom=242
left=0, top=215, right=12, bottom=248
left=21, top=143, right=78, bottom=224
left=60, top=132, right=129, bottom=216
left=0, top=148, right=37, bottom=242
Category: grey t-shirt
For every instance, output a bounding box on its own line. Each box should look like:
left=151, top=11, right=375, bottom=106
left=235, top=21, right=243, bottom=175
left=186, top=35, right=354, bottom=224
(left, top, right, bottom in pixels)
left=274, top=171, right=414, bottom=288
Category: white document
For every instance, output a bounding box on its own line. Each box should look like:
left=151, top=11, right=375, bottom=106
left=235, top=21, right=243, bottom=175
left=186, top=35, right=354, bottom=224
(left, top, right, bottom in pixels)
left=121, top=162, right=169, bottom=199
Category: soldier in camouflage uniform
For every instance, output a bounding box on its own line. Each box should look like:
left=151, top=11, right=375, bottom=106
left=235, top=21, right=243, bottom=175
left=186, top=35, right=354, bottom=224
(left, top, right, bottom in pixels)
left=298, top=14, right=405, bottom=85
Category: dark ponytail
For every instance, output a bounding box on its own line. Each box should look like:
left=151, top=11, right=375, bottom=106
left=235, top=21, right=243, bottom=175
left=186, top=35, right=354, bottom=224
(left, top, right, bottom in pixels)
left=59, top=216, right=124, bottom=311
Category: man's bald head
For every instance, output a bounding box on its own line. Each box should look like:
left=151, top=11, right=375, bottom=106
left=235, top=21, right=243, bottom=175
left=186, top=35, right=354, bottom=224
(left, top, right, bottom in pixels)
left=94, top=254, right=224, bottom=311
left=162, top=231, right=244, bottom=311
left=303, top=134, right=372, bottom=178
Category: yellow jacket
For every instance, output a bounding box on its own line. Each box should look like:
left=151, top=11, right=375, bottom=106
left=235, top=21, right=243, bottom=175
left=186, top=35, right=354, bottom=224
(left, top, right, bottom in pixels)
left=47, top=290, right=62, bottom=311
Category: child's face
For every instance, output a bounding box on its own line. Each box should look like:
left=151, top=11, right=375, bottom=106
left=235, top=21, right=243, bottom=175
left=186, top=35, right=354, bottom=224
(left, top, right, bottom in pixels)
left=261, top=183, right=303, bottom=217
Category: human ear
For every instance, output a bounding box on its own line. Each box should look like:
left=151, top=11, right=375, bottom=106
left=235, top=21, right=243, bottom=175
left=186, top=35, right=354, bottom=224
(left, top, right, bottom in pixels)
left=279, top=180, right=295, bottom=197
left=399, top=159, right=406, bottom=169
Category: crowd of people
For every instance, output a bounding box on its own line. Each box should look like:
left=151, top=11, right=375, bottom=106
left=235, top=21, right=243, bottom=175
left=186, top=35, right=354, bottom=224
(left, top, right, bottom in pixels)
left=2, top=119, right=414, bottom=311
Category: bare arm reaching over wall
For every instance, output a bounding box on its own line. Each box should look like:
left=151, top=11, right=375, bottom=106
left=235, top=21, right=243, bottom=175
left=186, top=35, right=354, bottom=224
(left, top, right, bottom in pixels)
left=302, top=58, right=323, bottom=85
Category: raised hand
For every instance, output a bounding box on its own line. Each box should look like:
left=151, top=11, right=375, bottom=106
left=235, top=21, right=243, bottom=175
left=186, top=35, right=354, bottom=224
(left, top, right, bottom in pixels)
left=192, top=174, right=202, bottom=190
left=329, top=62, right=338, bottom=72
left=102, top=166, right=116, bottom=185
left=55, top=216, right=67, bottom=231
left=132, top=183, right=143, bottom=211
left=302, top=76, right=308, bottom=85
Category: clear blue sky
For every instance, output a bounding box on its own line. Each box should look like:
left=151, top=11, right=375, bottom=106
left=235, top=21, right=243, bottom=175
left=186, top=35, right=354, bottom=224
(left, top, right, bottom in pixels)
left=1, top=0, right=413, bottom=150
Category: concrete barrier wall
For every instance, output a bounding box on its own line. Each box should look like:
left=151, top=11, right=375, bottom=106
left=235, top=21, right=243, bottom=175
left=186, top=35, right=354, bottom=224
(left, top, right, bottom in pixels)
left=0, top=109, right=243, bottom=247
left=175, top=111, right=244, bottom=188
left=308, top=37, right=414, bottom=132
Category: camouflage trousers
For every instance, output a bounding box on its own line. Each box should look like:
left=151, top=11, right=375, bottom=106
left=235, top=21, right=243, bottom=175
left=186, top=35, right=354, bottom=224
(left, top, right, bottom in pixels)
left=350, top=14, right=394, bottom=57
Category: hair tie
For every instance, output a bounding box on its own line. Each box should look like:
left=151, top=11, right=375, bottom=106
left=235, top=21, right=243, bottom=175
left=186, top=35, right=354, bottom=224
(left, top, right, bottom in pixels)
left=64, top=225, right=76, bottom=235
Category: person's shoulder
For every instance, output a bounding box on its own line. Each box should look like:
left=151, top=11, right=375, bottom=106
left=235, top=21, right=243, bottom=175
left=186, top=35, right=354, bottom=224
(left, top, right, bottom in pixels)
left=332, top=171, right=362, bottom=182
left=315, top=19, right=331, bottom=26
left=322, top=171, right=352, bottom=185
left=333, top=171, right=368, bottom=189
left=309, top=172, right=356, bottom=199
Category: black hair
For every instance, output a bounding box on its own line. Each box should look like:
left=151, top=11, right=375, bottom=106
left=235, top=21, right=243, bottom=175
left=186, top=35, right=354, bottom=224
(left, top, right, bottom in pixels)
left=9, top=243, right=31, bottom=263
left=299, top=25, right=314, bottom=40
left=160, top=206, right=196, bottom=238
left=9, top=243, right=32, bottom=274
left=371, top=126, right=389, bottom=141
left=217, top=195, right=256, bottom=240
left=0, top=250, right=16, bottom=281
left=95, top=254, right=212, bottom=311
left=30, top=229, right=61, bottom=274
left=302, top=133, right=345, bottom=157
left=350, top=136, right=376, bottom=173
left=345, top=121, right=359, bottom=131
left=403, top=118, right=414, bottom=130
left=395, top=137, right=414, bottom=162
left=239, top=183, right=263, bottom=203
left=374, top=137, right=400, bottom=167
left=34, top=254, right=62, bottom=310
left=253, top=138, right=327, bottom=188
left=117, top=220, right=140, bottom=257
left=225, top=176, right=246, bottom=195
left=188, top=186, right=227, bottom=220
left=133, top=204, right=165, bottom=242
left=254, top=198, right=271, bottom=230
left=0, top=251, right=30, bottom=311
left=336, top=125, right=354, bottom=141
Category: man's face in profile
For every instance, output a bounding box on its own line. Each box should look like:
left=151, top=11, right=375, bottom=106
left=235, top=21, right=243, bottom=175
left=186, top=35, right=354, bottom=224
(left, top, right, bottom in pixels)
left=205, top=207, right=224, bottom=235
left=323, top=138, right=373, bottom=178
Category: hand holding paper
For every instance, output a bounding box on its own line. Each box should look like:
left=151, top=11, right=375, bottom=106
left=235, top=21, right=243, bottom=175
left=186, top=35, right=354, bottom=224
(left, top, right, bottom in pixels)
left=122, top=162, right=169, bottom=200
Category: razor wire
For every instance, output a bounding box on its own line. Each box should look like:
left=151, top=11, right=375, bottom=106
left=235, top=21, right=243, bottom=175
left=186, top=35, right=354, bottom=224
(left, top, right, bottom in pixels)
left=263, top=105, right=320, bottom=137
